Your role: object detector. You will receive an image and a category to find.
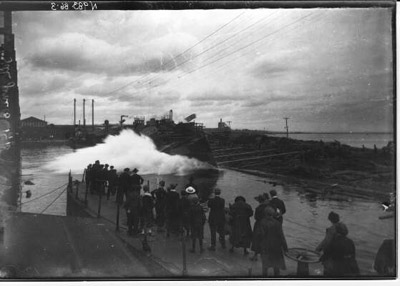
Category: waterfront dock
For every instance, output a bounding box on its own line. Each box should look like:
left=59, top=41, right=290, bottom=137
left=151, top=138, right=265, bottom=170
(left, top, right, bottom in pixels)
left=1, top=212, right=152, bottom=278
left=66, top=175, right=322, bottom=278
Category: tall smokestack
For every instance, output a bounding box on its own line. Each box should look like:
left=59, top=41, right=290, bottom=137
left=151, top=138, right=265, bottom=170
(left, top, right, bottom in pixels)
left=73, top=99, right=76, bottom=126
left=92, top=99, right=94, bottom=131
left=83, top=99, right=86, bottom=128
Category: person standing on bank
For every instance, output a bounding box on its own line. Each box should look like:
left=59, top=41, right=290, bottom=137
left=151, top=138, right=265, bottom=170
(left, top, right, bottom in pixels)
left=117, top=168, right=131, bottom=205
left=165, top=183, right=180, bottom=237
left=269, top=190, right=286, bottom=223
left=124, top=190, right=141, bottom=236
left=141, top=185, right=154, bottom=235
left=259, top=206, right=288, bottom=277
left=328, top=223, right=360, bottom=276
left=130, top=168, right=144, bottom=193
left=152, top=180, right=167, bottom=231
left=180, top=189, right=191, bottom=237
left=189, top=196, right=206, bottom=253
left=229, top=196, right=253, bottom=255
left=251, top=193, right=271, bottom=261
left=316, top=211, right=348, bottom=276
left=207, top=188, right=226, bottom=251
left=107, top=166, right=118, bottom=199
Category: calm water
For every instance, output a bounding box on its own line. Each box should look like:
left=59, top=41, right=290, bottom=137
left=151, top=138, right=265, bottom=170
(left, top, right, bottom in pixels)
left=20, top=145, right=395, bottom=276
left=270, top=133, right=394, bottom=148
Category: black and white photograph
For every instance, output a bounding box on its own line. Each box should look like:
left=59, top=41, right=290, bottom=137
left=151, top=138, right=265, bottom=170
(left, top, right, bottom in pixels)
left=0, top=0, right=396, bottom=280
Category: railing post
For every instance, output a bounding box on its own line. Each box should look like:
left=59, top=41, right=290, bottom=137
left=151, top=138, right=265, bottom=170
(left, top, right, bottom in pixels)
left=84, top=181, right=89, bottom=206
left=116, top=203, right=120, bottom=231
left=181, top=233, right=187, bottom=276
left=75, top=181, right=79, bottom=199
left=68, top=171, right=72, bottom=193
left=97, top=181, right=103, bottom=218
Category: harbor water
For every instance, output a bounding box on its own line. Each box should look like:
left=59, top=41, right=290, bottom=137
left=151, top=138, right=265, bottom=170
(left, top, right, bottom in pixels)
left=20, top=145, right=395, bottom=276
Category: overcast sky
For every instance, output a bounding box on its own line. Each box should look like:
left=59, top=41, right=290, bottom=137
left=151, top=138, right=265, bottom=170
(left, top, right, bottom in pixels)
left=13, top=8, right=393, bottom=132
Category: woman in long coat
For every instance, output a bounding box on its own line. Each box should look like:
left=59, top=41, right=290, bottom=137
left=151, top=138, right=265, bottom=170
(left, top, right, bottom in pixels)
left=229, top=196, right=253, bottom=255
left=260, top=206, right=288, bottom=277
left=251, top=193, right=271, bottom=260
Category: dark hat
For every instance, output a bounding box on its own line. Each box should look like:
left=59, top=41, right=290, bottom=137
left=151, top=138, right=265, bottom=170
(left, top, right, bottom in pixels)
left=214, top=188, right=221, bottom=195
left=133, top=168, right=138, bottom=173
left=95, top=160, right=100, bottom=163
left=255, top=194, right=266, bottom=203
left=124, top=168, right=130, bottom=172
left=234, top=196, right=246, bottom=203
left=335, top=223, right=348, bottom=236
left=265, top=206, right=276, bottom=217
left=110, top=166, right=114, bottom=169
left=328, top=211, right=340, bottom=223
left=270, top=189, right=277, bottom=196
left=105, top=164, right=109, bottom=167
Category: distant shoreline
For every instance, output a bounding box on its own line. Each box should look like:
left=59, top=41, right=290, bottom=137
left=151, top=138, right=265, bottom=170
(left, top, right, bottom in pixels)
left=265, top=131, right=393, bottom=135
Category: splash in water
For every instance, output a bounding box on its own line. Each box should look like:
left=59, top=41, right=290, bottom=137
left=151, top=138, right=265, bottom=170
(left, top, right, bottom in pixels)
left=45, top=129, right=212, bottom=175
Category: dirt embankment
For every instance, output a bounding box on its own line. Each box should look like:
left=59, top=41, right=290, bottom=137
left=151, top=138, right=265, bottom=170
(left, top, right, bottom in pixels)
left=211, top=133, right=395, bottom=201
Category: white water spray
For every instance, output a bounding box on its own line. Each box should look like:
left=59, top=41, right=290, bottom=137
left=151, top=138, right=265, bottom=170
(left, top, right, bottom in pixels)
left=45, top=129, right=212, bottom=175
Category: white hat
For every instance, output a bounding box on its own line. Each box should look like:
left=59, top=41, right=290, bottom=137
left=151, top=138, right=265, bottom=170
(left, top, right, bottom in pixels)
left=185, top=186, right=196, bottom=194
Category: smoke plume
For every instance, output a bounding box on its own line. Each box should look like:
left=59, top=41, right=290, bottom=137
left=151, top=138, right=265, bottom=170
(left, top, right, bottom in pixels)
left=45, top=129, right=213, bottom=175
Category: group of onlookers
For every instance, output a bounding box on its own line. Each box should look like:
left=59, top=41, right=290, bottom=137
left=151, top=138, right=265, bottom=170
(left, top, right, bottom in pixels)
left=83, top=161, right=361, bottom=277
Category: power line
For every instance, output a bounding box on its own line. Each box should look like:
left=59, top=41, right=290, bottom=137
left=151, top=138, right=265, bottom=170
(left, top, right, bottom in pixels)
left=105, top=10, right=246, bottom=95
left=178, top=12, right=316, bottom=78
left=114, top=11, right=282, bottom=98
left=135, top=11, right=280, bottom=93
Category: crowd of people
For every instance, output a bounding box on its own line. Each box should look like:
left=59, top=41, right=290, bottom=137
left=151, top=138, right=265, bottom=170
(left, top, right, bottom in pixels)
left=83, top=160, right=360, bottom=277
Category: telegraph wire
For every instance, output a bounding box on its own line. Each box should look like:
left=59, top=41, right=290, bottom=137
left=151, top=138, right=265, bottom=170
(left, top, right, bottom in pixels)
left=178, top=12, right=316, bottom=78
left=117, top=11, right=282, bottom=98
left=105, top=10, right=246, bottom=95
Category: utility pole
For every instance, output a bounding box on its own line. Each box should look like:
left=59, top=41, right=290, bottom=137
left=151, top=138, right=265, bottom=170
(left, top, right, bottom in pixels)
left=73, top=98, right=76, bottom=126
left=120, top=115, right=128, bottom=128
left=92, top=99, right=94, bottom=131
left=83, top=99, right=86, bottom=129
left=284, top=117, right=289, bottom=138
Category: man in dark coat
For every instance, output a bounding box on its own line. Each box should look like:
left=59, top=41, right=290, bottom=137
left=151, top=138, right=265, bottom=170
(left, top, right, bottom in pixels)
left=316, top=211, right=349, bottom=276
left=85, top=164, right=92, bottom=193
left=180, top=189, right=191, bottom=237
left=117, top=168, right=131, bottom=205
left=207, top=188, right=226, bottom=251
left=229, top=196, right=253, bottom=255
left=90, top=160, right=101, bottom=194
left=189, top=196, right=206, bottom=253
left=130, top=168, right=144, bottom=193
left=269, top=190, right=286, bottom=223
left=165, top=184, right=180, bottom=237
left=107, top=166, right=118, bottom=199
left=124, top=190, right=141, bottom=236
left=260, top=206, right=288, bottom=276
left=141, top=185, right=154, bottom=235
left=151, top=180, right=167, bottom=230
